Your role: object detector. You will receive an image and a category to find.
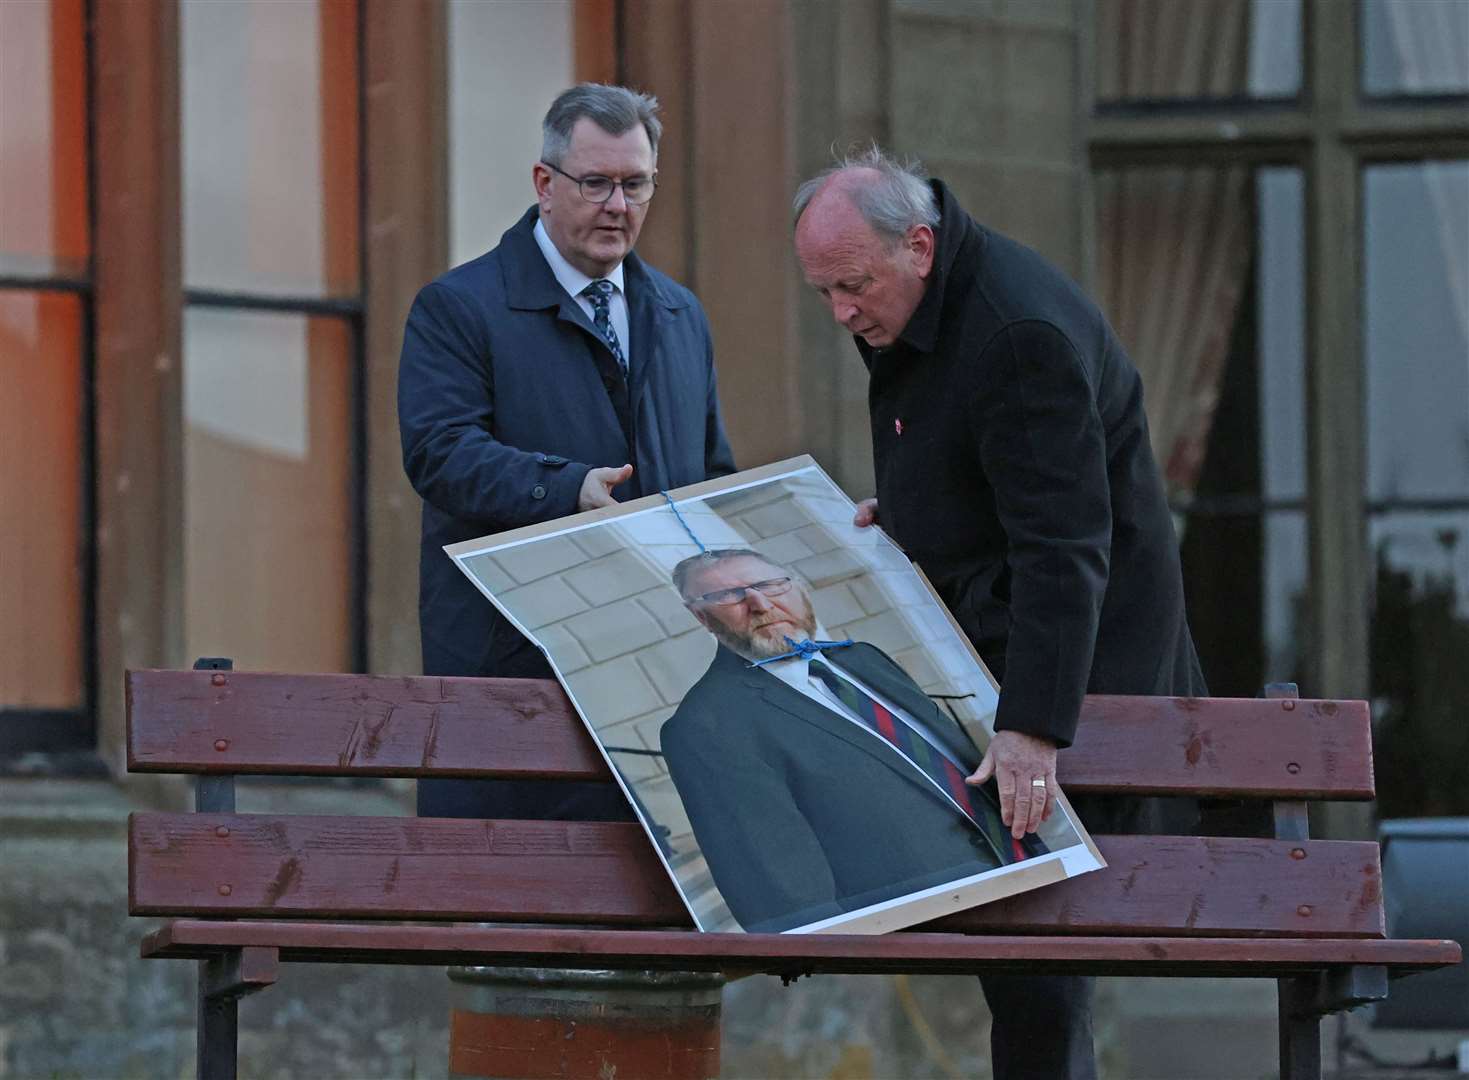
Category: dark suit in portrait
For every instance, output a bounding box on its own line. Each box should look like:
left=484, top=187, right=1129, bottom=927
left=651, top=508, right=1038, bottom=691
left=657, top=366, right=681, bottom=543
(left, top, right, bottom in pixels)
left=660, top=641, right=1043, bottom=933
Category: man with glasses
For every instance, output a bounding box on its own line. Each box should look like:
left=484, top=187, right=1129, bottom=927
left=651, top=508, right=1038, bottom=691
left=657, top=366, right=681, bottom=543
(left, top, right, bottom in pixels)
left=660, top=548, right=1046, bottom=933
left=791, top=146, right=1206, bottom=1080
left=399, top=84, right=735, bottom=822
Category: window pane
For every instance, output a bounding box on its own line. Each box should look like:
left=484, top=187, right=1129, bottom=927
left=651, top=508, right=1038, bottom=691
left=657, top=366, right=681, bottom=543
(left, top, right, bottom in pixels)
left=1100, top=165, right=1307, bottom=693
left=180, top=0, right=359, bottom=297
left=1180, top=510, right=1307, bottom=694
left=449, top=0, right=572, bottom=265
left=1258, top=168, right=1307, bottom=502
left=1362, top=0, right=1469, bottom=97
left=1097, top=165, right=1310, bottom=503
left=0, top=291, right=85, bottom=709
left=1369, top=510, right=1469, bottom=817
left=1364, top=161, right=1469, bottom=503
left=0, top=0, right=89, bottom=278
left=1263, top=511, right=1308, bottom=683
left=1095, top=0, right=1301, bottom=105
left=184, top=309, right=354, bottom=674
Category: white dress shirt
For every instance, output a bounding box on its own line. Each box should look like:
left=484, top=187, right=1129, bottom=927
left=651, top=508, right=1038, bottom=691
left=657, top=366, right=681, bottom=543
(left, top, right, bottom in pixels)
left=533, top=218, right=631, bottom=370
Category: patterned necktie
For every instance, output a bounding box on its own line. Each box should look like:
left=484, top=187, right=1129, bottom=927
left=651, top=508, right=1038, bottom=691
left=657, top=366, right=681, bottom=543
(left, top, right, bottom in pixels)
left=580, top=279, right=627, bottom=375
left=807, top=658, right=1029, bottom=864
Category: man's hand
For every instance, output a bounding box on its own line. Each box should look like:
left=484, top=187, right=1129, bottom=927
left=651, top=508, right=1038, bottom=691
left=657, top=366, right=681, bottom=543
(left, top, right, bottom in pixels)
left=968, top=729, right=1058, bottom=839
left=852, top=498, right=879, bottom=528
left=578, top=464, right=633, bottom=511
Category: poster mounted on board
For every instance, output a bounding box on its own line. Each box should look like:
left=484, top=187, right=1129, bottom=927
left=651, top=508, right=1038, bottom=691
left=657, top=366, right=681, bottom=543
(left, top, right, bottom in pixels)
left=447, top=456, right=1104, bottom=934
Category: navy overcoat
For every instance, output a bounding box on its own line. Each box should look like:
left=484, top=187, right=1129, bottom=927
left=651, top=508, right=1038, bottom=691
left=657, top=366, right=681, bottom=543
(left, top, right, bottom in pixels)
left=399, top=207, right=736, bottom=680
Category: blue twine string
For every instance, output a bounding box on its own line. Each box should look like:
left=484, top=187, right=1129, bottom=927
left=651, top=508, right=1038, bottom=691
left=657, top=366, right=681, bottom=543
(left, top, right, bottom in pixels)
left=661, top=490, right=706, bottom=553
left=749, top=636, right=856, bottom=667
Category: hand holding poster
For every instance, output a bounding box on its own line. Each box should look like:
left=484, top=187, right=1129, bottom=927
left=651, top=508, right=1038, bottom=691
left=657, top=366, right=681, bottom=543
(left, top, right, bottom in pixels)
left=448, top=456, right=1103, bottom=934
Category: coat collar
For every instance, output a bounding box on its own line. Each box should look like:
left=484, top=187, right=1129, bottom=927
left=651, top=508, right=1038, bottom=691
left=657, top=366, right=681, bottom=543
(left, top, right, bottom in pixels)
left=858, top=179, right=984, bottom=364
left=499, top=206, right=686, bottom=316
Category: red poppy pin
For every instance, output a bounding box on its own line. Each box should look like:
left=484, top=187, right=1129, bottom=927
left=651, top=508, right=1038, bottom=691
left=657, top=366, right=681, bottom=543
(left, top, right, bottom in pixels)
left=894, top=418, right=903, bottom=435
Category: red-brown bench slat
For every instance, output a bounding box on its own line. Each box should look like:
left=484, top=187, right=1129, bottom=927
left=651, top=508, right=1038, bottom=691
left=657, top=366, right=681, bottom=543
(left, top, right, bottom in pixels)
left=127, top=670, right=605, bottom=780
left=129, top=813, right=687, bottom=926
left=129, top=814, right=1386, bottom=939
left=140, top=921, right=1461, bottom=980
left=126, top=670, right=1374, bottom=799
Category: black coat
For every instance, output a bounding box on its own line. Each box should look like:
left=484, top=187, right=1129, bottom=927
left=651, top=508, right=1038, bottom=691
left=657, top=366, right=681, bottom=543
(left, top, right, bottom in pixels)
left=859, top=182, right=1206, bottom=826
left=399, top=207, right=736, bottom=680
left=660, top=643, right=1031, bottom=933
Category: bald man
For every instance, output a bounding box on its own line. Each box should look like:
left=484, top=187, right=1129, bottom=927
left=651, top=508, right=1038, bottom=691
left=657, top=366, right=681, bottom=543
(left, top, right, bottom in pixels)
left=791, top=148, right=1206, bottom=1080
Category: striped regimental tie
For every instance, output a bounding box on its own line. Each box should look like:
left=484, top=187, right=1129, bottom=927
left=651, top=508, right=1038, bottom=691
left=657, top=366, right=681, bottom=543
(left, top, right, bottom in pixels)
left=807, top=658, right=1032, bottom=864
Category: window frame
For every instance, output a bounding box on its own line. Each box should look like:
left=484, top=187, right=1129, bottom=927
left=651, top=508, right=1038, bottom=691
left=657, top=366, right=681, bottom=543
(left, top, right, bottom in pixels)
left=0, top=0, right=100, bottom=769
left=1083, top=0, right=1469, bottom=718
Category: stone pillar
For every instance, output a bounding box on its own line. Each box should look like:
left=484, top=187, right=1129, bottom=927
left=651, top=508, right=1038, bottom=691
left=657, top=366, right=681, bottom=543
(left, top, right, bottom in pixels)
left=448, top=967, right=725, bottom=1080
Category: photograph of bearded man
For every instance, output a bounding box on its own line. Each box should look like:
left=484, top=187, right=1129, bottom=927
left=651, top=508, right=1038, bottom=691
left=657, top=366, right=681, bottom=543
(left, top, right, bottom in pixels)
left=660, top=548, right=1045, bottom=933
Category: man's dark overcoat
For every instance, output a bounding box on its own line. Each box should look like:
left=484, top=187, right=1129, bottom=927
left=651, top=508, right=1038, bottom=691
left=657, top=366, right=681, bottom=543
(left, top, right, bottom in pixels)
left=399, top=207, right=735, bottom=817
left=858, top=180, right=1207, bottom=832
left=660, top=642, right=1036, bottom=933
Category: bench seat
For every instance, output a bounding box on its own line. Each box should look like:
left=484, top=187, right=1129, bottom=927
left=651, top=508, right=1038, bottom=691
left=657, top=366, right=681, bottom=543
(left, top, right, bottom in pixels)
left=125, top=667, right=1463, bottom=1080
left=144, top=920, right=1460, bottom=981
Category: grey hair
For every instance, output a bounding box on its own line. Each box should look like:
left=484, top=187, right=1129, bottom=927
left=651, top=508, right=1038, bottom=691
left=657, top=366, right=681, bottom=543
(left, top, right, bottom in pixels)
left=541, top=83, right=662, bottom=165
left=672, top=548, right=781, bottom=599
left=791, top=145, right=938, bottom=243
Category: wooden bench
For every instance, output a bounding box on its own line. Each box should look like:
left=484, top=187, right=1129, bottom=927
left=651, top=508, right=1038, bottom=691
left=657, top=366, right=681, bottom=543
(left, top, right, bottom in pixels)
left=126, top=663, right=1461, bottom=1080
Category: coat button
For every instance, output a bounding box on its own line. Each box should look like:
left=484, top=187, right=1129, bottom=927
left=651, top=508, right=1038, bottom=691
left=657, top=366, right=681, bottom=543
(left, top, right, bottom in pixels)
left=531, top=484, right=547, bottom=500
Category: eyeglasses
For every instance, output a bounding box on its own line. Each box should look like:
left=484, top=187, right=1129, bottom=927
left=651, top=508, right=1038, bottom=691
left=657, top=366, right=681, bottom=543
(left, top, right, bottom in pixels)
left=541, top=161, right=657, bottom=205
left=690, top=577, right=794, bottom=607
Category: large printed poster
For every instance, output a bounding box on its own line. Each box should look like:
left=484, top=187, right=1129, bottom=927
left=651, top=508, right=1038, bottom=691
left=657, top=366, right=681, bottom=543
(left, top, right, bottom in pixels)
left=447, top=457, right=1103, bottom=934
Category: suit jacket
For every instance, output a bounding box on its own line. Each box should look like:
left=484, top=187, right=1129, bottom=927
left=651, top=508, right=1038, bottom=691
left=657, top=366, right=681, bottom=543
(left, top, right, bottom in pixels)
left=399, top=206, right=736, bottom=680
left=660, top=642, right=1036, bottom=933
left=859, top=180, right=1207, bottom=746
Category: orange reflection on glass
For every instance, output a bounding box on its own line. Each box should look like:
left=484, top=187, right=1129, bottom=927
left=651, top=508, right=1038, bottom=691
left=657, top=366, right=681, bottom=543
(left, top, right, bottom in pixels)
left=181, top=0, right=359, bottom=298
left=0, top=291, right=85, bottom=709
left=0, top=0, right=89, bottom=277
left=183, top=309, right=353, bottom=674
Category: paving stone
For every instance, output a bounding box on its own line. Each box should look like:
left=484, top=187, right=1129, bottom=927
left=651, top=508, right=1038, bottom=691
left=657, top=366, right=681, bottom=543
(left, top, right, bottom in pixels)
left=638, top=587, right=702, bottom=636
left=534, top=622, right=590, bottom=674
left=637, top=630, right=718, bottom=705
left=841, top=610, right=924, bottom=655
left=460, top=552, right=514, bottom=592
left=795, top=524, right=842, bottom=554
left=810, top=582, right=866, bottom=627
left=490, top=535, right=586, bottom=584
left=794, top=548, right=865, bottom=587
left=849, top=574, right=895, bottom=616
left=563, top=655, right=663, bottom=727
left=571, top=526, right=622, bottom=558
left=753, top=530, right=816, bottom=566
left=563, top=550, right=663, bottom=606
left=562, top=598, right=665, bottom=662
left=740, top=499, right=814, bottom=538
left=499, top=575, right=589, bottom=629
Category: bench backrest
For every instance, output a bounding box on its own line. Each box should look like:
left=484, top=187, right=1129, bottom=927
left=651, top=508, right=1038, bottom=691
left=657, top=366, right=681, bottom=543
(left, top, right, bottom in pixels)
left=127, top=669, right=1383, bottom=938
